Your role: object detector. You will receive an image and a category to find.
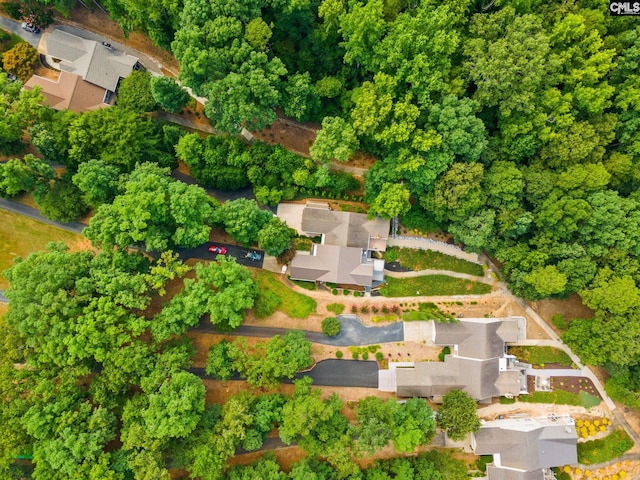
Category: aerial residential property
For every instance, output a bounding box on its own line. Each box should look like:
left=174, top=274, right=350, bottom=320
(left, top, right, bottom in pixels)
left=24, top=29, right=139, bottom=111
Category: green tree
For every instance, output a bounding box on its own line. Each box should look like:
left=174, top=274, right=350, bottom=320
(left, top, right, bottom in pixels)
left=523, top=265, right=568, bottom=298
left=214, top=198, right=272, bottom=246
left=368, top=182, right=411, bottom=219
left=0, top=72, right=44, bottom=153
left=84, top=163, right=216, bottom=251
left=257, top=217, right=295, bottom=256
left=150, top=76, right=191, bottom=113
left=244, top=17, right=273, bottom=50
left=309, top=116, right=359, bottom=163
left=0, top=154, right=55, bottom=199
left=116, top=70, right=157, bottom=112
left=436, top=389, right=480, bottom=441
left=72, top=159, right=121, bottom=207
left=282, top=72, right=320, bottom=122
left=38, top=179, right=89, bottom=223
left=205, top=340, right=235, bottom=380
left=391, top=398, right=436, bottom=453
left=142, top=372, right=205, bottom=439
left=2, top=41, right=38, bottom=81
left=67, top=107, right=173, bottom=171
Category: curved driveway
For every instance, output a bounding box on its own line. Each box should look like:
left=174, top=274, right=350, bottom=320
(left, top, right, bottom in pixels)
left=192, top=315, right=403, bottom=347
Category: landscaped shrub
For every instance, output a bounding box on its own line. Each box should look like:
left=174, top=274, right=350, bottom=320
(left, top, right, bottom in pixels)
left=577, top=430, right=633, bottom=464
left=360, top=305, right=369, bottom=313
left=438, top=346, right=451, bottom=362
left=352, top=352, right=359, bottom=360
left=332, top=288, right=339, bottom=295
left=327, top=303, right=345, bottom=315
left=322, top=317, right=341, bottom=337
left=351, top=305, right=357, bottom=313
left=372, top=306, right=379, bottom=313
left=336, top=350, right=343, bottom=358
left=362, top=352, right=369, bottom=360
left=375, top=352, right=384, bottom=361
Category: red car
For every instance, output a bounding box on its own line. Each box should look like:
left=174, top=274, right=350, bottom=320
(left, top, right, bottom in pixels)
left=208, top=245, right=227, bottom=255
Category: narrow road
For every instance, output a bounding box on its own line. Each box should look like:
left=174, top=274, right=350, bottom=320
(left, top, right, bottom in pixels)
left=192, top=315, right=403, bottom=347
left=0, top=290, right=7, bottom=303
left=0, top=198, right=86, bottom=234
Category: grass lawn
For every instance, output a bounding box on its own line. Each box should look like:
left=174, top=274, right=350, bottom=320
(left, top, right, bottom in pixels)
left=253, top=270, right=316, bottom=319
left=577, top=429, right=634, bottom=464
left=380, top=275, right=492, bottom=297
left=0, top=210, right=85, bottom=289
left=403, top=302, right=453, bottom=322
left=384, top=247, right=484, bottom=276
left=508, top=346, right=573, bottom=367
left=289, top=278, right=317, bottom=290
left=518, top=390, right=600, bottom=407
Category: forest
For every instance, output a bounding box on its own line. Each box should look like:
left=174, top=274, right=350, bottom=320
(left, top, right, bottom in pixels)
left=1, top=0, right=640, bottom=476
left=90, top=0, right=640, bottom=409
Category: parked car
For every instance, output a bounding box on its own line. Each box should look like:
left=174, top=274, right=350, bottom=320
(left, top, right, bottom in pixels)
left=102, top=42, right=114, bottom=50
left=21, top=22, right=40, bottom=34
left=243, top=250, right=262, bottom=262
left=208, top=245, right=227, bottom=255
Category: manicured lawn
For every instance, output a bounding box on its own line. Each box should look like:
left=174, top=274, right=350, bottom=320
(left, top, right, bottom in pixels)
left=508, top=346, right=573, bottom=367
left=0, top=210, right=85, bottom=289
left=577, top=429, right=634, bottom=464
left=519, top=390, right=600, bottom=408
left=380, top=275, right=492, bottom=297
left=253, top=270, right=316, bottom=319
left=403, top=302, right=453, bottom=322
left=384, top=247, right=484, bottom=276
left=289, top=278, right=317, bottom=290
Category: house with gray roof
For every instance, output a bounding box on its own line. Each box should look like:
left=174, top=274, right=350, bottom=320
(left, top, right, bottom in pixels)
left=278, top=201, right=389, bottom=290
left=28, top=29, right=139, bottom=111
left=472, top=416, right=578, bottom=480
left=386, top=318, right=529, bottom=403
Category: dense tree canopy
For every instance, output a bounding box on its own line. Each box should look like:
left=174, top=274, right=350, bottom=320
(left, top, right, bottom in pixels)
left=84, top=163, right=217, bottom=251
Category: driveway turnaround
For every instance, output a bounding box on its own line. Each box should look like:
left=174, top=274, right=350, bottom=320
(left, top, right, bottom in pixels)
left=190, top=359, right=379, bottom=389
left=193, top=315, right=404, bottom=347
left=289, top=359, right=379, bottom=388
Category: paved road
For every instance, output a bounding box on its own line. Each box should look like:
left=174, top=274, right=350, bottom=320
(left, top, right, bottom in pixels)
left=192, top=315, right=403, bottom=347
left=0, top=198, right=86, bottom=234
left=0, top=17, right=42, bottom=48
left=191, top=359, right=379, bottom=388
left=0, top=290, right=7, bottom=303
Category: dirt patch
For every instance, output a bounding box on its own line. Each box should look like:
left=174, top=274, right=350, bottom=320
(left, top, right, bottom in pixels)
left=251, top=115, right=318, bottom=157
left=533, top=293, right=594, bottom=326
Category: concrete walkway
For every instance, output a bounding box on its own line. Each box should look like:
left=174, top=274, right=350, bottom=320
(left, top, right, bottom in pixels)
left=526, top=367, right=584, bottom=377
left=387, top=237, right=480, bottom=263
left=384, top=268, right=493, bottom=285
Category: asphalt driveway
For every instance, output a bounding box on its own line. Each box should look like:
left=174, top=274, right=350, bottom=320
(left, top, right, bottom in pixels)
left=194, top=315, right=404, bottom=347
left=175, top=242, right=264, bottom=268
left=190, top=359, right=379, bottom=388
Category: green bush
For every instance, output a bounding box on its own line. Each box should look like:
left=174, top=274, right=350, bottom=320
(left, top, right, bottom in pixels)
left=438, top=346, right=451, bottom=362
left=326, top=303, right=345, bottom=315
left=352, top=352, right=359, bottom=360
left=332, top=288, right=339, bottom=295
left=475, top=455, right=493, bottom=473
left=552, top=314, right=567, bottom=330
left=362, top=352, right=369, bottom=360
left=384, top=248, right=399, bottom=262
left=499, top=397, right=516, bottom=404
left=577, top=429, right=633, bottom=464
left=254, top=289, right=281, bottom=318
left=336, top=350, right=343, bottom=358
left=375, top=352, right=384, bottom=361
left=322, top=317, right=341, bottom=337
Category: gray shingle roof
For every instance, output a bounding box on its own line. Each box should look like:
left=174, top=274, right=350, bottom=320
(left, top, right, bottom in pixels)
left=473, top=417, right=578, bottom=475
left=300, top=207, right=390, bottom=251
left=289, top=244, right=374, bottom=286
left=434, top=318, right=520, bottom=359
left=44, top=29, right=138, bottom=92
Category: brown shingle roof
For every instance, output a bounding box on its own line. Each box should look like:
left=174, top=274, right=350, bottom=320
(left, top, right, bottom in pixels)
left=24, top=71, right=108, bottom=112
